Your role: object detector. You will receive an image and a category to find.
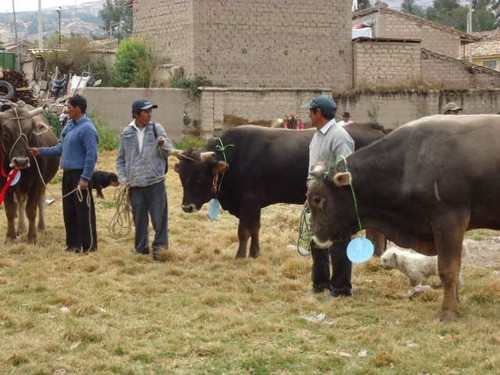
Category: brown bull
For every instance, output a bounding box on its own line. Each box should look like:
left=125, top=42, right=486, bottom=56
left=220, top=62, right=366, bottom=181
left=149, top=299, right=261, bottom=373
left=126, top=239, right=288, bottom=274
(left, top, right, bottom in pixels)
left=307, top=114, right=500, bottom=321
left=0, top=102, right=60, bottom=244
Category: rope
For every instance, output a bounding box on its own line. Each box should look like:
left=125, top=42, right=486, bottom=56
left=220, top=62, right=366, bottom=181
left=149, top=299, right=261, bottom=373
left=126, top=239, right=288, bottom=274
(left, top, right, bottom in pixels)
left=296, top=207, right=312, bottom=256
left=335, top=155, right=363, bottom=232
left=212, top=137, right=234, bottom=197
left=108, top=125, right=164, bottom=238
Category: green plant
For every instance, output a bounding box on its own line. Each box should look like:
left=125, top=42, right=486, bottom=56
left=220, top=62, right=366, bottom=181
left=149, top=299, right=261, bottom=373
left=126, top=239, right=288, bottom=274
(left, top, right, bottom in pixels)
left=169, top=68, right=213, bottom=97
left=174, top=135, right=206, bottom=150
left=88, top=112, right=119, bottom=151
left=42, top=111, right=62, bottom=137
left=113, top=38, right=161, bottom=87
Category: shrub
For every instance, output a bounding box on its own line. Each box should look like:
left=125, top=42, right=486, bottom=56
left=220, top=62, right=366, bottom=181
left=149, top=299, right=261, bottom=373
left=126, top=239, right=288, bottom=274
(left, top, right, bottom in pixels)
left=113, top=38, right=161, bottom=87
left=88, top=112, right=120, bottom=151
left=169, top=68, right=213, bottom=97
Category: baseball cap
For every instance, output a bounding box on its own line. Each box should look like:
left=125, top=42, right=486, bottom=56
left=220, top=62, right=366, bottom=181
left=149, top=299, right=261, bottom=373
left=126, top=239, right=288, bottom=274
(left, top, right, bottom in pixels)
left=302, top=95, right=337, bottom=118
left=132, top=99, right=158, bottom=114
left=442, top=102, right=461, bottom=113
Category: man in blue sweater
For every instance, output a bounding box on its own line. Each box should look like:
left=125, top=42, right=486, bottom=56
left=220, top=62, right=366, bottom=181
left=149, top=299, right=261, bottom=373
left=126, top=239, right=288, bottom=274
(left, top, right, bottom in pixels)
left=30, top=95, right=99, bottom=253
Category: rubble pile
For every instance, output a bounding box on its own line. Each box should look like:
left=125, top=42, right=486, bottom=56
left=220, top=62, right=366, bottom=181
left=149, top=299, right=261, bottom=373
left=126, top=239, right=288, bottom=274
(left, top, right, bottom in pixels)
left=0, top=70, right=37, bottom=106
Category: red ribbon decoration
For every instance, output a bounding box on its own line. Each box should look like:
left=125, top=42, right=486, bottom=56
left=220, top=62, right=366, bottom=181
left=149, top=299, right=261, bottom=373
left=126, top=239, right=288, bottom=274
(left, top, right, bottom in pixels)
left=211, top=173, right=219, bottom=194
left=0, top=168, right=20, bottom=205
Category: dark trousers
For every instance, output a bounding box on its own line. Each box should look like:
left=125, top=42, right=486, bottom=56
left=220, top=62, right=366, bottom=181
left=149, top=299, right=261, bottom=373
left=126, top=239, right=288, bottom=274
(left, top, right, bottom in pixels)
left=62, top=170, right=97, bottom=251
left=129, top=181, right=169, bottom=253
left=311, top=239, right=352, bottom=296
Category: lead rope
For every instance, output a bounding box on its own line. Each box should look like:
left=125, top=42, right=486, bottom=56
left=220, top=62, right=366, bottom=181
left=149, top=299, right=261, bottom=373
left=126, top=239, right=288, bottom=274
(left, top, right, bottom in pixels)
left=108, top=125, right=164, bottom=239
left=335, top=155, right=363, bottom=232
left=211, top=137, right=234, bottom=196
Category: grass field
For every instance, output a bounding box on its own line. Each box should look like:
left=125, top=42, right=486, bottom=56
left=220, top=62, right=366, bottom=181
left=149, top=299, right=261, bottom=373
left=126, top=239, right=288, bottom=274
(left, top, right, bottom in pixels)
left=0, top=151, right=498, bottom=374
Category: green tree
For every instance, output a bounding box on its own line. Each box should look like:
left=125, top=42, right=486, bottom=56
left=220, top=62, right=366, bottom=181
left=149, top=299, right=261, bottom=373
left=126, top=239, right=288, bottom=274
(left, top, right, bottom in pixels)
left=401, top=0, right=425, bottom=17
left=113, top=38, right=160, bottom=87
left=99, top=0, right=132, bottom=40
left=358, top=0, right=372, bottom=10
left=426, top=0, right=468, bottom=31
left=472, top=0, right=497, bottom=31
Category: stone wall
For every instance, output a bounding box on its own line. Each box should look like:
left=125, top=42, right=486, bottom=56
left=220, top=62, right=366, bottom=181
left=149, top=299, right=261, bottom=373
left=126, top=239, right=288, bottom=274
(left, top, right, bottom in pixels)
left=353, top=39, right=421, bottom=88
left=133, top=0, right=352, bottom=90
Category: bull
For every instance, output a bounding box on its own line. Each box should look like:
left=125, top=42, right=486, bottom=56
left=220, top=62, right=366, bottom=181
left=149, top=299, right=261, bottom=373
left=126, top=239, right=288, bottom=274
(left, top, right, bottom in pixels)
left=175, top=123, right=387, bottom=259
left=0, top=102, right=60, bottom=244
left=306, top=115, right=500, bottom=321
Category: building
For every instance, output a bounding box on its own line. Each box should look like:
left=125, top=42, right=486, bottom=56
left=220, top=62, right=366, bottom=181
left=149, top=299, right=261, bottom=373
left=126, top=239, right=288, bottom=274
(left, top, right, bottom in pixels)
left=467, top=30, right=500, bottom=71
left=133, top=0, right=353, bottom=90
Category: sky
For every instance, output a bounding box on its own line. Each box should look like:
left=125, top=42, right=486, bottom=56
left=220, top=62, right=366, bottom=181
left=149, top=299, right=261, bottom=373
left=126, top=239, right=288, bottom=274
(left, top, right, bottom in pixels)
left=0, top=1, right=85, bottom=13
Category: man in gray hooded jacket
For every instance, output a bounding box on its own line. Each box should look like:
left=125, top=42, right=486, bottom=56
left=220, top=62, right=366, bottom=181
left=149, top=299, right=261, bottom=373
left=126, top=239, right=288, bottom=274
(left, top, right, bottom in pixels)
left=116, top=99, right=175, bottom=261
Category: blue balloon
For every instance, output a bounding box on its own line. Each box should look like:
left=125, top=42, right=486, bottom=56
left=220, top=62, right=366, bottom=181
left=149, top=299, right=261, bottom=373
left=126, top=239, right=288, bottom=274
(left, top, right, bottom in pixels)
left=208, top=198, right=221, bottom=221
left=347, top=237, right=375, bottom=263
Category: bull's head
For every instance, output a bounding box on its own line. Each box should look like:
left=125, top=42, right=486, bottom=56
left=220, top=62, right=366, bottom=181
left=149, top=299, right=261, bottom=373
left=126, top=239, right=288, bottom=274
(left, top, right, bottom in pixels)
left=0, top=105, right=47, bottom=169
left=306, top=164, right=357, bottom=248
left=174, top=148, right=229, bottom=213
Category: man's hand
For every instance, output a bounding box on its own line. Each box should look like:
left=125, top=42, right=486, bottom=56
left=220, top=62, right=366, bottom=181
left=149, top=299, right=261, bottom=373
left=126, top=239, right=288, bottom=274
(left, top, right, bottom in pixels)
left=29, top=147, right=40, bottom=156
left=78, top=179, right=89, bottom=191
left=157, top=136, right=165, bottom=146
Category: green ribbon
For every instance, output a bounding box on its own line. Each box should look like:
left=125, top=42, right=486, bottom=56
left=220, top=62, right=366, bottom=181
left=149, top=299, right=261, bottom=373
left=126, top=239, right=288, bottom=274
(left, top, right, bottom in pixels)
left=335, top=155, right=363, bottom=232
left=213, top=138, right=235, bottom=196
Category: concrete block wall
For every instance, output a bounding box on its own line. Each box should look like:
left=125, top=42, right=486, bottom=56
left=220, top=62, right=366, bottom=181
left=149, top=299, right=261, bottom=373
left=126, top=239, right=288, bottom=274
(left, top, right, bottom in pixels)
left=353, top=40, right=421, bottom=88
left=134, top=0, right=353, bottom=90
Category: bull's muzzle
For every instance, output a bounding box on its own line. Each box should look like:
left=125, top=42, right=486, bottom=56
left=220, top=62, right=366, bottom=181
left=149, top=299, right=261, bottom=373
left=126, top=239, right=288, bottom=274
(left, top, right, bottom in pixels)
left=182, top=204, right=198, bottom=213
left=10, top=157, right=30, bottom=169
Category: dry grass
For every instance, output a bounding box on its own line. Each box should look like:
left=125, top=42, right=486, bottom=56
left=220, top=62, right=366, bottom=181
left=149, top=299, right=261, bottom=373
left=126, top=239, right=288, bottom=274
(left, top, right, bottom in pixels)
left=0, top=151, right=498, bottom=374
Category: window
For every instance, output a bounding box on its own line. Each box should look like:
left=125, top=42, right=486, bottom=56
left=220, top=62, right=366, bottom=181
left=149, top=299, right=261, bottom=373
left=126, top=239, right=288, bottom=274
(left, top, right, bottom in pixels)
left=483, top=60, right=498, bottom=70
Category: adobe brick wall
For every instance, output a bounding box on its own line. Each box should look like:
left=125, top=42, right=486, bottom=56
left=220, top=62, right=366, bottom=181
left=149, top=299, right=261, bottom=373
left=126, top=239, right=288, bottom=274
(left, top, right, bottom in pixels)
left=354, top=11, right=461, bottom=58
left=353, top=40, right=421, bottom=88
left=133, top=0, right=352, bottom=90
left=421, top=49, right=500, bottom=89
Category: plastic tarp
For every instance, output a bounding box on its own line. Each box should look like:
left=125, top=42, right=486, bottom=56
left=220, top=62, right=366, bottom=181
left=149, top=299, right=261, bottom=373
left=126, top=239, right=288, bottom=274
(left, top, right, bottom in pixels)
left=352, top=28, right=372, bottom=39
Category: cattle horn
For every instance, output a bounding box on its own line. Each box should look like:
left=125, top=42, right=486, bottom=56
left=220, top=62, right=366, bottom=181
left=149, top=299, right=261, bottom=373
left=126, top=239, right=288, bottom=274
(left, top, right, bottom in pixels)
left=200, top=151, right=216, bottom=162
left=309, top=164, right=326, bottom=179
left=332, top=172, right=352, bottom=186
left=28, top=107, right=44, bottom=118
left=168, top=149, right=182, bottom=157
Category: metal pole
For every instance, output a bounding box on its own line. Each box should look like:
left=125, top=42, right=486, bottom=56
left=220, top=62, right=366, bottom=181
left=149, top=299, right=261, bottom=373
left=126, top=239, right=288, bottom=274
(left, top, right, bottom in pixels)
left=57, top=7, right=62, bottom=48
left=467, top=0, right=472, bottom=63
left=12, top=0, right=21, bottom=71
left=38, top=0, right=43, bottom=49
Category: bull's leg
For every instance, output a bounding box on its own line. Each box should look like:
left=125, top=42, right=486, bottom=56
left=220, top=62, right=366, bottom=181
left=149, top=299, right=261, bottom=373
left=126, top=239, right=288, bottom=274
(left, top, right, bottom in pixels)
left=236, top=219, right=251, bottom=259
left=249, top=209, right=261, bottom=258
left=432, top=212, right=468, bottom=321
left=16, top=192, right=27, bottom=235
left=366, top=228, right=386, bottom=257
left=25, top=194, right=39, bottom=244
left=4, top=193, right=18, bottom=243
left=37, top=189, right=46, bottom=231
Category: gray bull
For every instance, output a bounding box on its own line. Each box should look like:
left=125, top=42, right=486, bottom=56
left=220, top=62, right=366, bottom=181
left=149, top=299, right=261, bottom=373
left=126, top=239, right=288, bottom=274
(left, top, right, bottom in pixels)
left=306, top=115, right=500, bottom=320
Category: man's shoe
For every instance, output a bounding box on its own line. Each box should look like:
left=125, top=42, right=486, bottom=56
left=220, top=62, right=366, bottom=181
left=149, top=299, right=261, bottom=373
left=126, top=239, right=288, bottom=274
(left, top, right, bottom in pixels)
left=136, top=249, right=150, bottom=255
left=307, top=288, right=328, bottom=295
left=321, top=293, right=352, bottom=302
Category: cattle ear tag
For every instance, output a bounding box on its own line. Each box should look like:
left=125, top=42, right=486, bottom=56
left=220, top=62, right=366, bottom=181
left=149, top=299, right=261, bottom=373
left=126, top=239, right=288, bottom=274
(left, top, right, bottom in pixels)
left=9, top=169, right=21, bottom=186
left=347, top=237, right=374, bottom=263
left=208, top=198, right=221, bottom=220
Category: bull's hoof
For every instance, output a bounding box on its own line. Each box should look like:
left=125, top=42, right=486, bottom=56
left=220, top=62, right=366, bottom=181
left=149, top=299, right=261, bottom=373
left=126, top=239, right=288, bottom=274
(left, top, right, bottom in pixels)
left=27, top=236, right=38, bottom=245
left=37, top=225, right=46, bottom=232
left=235, top=253, right=247, bottom=259
left=4, top=237, right=16, bottom=244
left=439, top=311, right=458, bottom=322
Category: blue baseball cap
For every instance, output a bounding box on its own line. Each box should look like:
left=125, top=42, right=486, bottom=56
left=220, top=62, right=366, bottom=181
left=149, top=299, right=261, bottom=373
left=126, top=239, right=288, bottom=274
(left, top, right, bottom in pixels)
left=132, top=99, right=158, bottom=114
left=303, top=95, right=337, bottom=118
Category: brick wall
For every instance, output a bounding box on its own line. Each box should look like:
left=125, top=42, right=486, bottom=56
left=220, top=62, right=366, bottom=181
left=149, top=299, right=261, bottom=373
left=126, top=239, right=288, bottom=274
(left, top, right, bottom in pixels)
left=354, top=9, right=462, bottom=58
left=353, top=39, right=421, bottom=88
left=421, top=49, right=500, bottom=89
left=134, top=0, right=352, bottom=90
left=134, top=0, right=195, bottom=74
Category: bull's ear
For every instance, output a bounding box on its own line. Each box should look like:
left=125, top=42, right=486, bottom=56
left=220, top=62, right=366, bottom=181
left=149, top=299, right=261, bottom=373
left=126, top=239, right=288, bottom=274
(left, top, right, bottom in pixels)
left=174, top=163, right=180, bottom=173
left=332, top=172, right=352, bottom=186
left=32, top=119, right=49, bottom=136
left=214, top=161, right=229, bottom=174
